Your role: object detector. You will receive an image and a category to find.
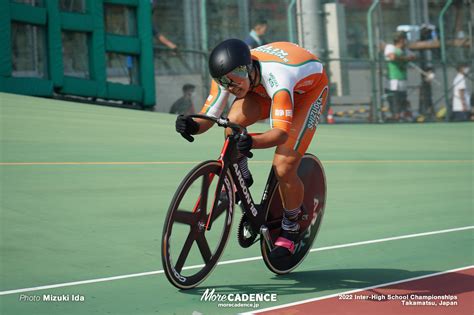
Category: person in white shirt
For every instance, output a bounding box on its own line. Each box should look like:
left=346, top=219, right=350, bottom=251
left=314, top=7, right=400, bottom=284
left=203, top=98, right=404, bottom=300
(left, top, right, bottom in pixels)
left=451, top=63, right=471, bottom=121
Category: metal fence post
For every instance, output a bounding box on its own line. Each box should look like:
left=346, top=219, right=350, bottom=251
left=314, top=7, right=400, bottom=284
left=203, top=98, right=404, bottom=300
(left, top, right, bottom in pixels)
left=200, top=0, right=208, bottom=52
left=367, top=0, right=380, bottom=123
left=438, top=0, right=453, bottom=122
left=287, top=0, right=296, bottom=43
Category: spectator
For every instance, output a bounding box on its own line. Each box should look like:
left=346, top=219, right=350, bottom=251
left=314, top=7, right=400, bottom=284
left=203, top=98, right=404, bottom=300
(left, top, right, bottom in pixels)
left=170, top=84, right=196, bottom=115
left=419, top=66, right=436, bottom=120
left=126, top=1, right=178, bottom=81
left=151, top=0, right=178, bottom=51
left=244, top=19, right=268, bottom=49
left=451, top=63, right=471, bottom=121
left=384, top=31, right=416, bottom=121
left=153, top=28, right=177, bottom=51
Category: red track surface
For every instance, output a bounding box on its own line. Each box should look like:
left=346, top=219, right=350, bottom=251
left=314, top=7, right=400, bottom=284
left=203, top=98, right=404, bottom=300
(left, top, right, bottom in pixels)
left=259, top=268, right=474, bottom=315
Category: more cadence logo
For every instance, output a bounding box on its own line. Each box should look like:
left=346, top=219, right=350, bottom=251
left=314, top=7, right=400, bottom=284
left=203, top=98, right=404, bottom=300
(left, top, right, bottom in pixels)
left=200, top=288, right=277, bottom=308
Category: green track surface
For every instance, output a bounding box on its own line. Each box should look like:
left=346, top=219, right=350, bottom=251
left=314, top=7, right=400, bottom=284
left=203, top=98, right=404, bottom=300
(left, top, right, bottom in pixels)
left=0, top=92, right=473, bottom=314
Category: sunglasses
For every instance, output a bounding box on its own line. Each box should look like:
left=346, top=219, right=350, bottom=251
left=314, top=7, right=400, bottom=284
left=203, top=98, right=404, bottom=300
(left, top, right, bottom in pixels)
left=214, top=66, right=249, bottom=89
left=215, top=76, right=240, bottom=89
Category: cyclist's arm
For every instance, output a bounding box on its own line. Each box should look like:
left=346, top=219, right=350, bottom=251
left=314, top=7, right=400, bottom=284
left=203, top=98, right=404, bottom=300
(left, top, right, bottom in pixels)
left=252, top=129, right=288, bottom=149
left=195, top=81, right=230, bottom=133
left=193, top=117, right=214, bottom=134
left=252, top=89, right=292, bottom=149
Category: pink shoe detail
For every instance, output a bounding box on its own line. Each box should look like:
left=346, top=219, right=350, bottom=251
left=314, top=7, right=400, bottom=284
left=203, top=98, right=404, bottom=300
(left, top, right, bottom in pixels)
left=274, top=237, right=295, bottom=254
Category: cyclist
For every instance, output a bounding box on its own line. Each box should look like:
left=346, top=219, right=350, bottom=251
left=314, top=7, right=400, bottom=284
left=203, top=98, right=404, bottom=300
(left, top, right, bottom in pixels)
left=175, top=39, right=328, bottom=257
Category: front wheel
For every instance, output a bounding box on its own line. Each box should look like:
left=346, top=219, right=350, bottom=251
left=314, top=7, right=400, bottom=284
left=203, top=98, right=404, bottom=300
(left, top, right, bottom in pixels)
left=260, top=154, right=327, bottom=274
left=161, top=160, right=235, bottom=289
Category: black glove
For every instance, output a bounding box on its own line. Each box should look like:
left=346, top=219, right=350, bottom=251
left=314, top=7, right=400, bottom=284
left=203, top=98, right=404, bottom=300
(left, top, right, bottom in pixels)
left=237, top=134, right=253, bottom=153
left=175, top=115, right=199, bottom=140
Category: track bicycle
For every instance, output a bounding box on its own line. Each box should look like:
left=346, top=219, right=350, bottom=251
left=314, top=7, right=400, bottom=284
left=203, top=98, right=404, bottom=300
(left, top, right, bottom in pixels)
left=161, top=114, right=327, bottom=289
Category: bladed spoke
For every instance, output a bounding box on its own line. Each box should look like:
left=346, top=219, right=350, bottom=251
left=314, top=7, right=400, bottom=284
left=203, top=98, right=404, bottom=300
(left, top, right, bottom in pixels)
left=175, top=231, right=196, bottom=273
left=196, top=235, right=212, bottom=264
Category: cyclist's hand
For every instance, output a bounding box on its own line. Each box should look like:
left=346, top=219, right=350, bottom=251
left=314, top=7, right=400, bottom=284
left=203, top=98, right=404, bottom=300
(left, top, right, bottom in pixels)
left=237, top=134, right=253, bottom=155
left=176, top=115, right=199, bottom=141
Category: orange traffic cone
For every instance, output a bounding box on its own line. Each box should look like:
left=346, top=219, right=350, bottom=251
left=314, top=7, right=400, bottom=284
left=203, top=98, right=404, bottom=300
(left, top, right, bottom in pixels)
left=327, top=108, right=335, bottom=124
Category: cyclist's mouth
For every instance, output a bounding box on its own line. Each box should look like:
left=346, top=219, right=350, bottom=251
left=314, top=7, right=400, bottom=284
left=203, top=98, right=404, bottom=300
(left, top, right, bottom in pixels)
left=232, top=89, right=245, bottom=98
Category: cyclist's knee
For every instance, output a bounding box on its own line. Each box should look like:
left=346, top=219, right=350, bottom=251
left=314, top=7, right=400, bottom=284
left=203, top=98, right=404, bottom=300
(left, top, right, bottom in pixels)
left=273, top=147, right=302, bottom=182
left=273, top=160, right=299, bottom=184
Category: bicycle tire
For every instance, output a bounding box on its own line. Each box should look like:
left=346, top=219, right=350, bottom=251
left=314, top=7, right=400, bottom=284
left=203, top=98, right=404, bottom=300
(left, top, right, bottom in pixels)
left=260, top=153, right=327, bottom=274
left=161, top=160, right=235, bottom=289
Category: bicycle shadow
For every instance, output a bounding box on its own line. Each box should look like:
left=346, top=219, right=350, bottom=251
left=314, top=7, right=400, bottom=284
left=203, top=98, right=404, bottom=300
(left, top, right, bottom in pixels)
left=179, top=268, right=473, bottom=298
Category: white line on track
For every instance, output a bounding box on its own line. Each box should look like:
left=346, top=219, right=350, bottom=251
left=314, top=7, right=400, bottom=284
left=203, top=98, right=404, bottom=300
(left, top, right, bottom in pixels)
left=0, top=225, right=472, bottom=296
left=242, top=265, right=474, bottom=314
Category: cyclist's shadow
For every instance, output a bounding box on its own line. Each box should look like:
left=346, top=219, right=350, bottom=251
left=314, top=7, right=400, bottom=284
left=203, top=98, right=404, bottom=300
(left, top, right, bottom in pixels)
left=179, top=268, right=473, bottom=297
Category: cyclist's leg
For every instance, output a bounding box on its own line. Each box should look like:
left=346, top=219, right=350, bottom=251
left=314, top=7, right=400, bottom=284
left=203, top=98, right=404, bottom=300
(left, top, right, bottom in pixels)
left=271, top=78, right=328, bottom=255
left=271, top=147, right=304, bottom=255
left=273, top=147, right=304, bottom=211
left=275, top=78, right=329, bottom=210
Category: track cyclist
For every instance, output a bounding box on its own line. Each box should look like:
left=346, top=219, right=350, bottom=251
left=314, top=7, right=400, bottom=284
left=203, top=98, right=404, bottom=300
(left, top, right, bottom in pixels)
left=175, top=39, right=329, bottom=258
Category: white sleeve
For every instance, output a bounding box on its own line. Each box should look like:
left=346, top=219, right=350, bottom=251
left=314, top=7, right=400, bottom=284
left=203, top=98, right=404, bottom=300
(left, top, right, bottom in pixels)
left=384, top=44, right=395, bottom=57
left=201, top=84, right=231, bottom=118
left=457, top=77, right=466, bottom=90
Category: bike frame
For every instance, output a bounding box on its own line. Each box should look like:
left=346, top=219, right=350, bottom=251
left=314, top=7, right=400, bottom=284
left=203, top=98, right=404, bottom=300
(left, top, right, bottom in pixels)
left=187, top=115, right=278, bottom=236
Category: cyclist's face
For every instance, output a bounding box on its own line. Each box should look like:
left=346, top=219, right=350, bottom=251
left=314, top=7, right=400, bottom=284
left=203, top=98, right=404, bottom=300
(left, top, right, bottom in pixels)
left=225, top=72, right=250, bottom=98
left=215, top=66, right=250, bottom=98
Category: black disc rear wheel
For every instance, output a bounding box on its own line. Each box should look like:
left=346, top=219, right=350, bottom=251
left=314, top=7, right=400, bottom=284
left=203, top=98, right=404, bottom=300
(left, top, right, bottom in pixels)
left=161, top=161, right=235, bottom=289
left=260, top=154, right=327, bottom=274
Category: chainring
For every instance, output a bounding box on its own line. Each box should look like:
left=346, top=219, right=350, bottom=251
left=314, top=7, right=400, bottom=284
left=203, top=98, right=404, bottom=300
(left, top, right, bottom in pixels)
left=237, top=214, right=258, bottom=248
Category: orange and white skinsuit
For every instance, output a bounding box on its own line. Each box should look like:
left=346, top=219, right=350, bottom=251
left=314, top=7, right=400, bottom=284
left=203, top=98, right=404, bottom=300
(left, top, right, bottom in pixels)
left=200, top=42, right=329, bottom=155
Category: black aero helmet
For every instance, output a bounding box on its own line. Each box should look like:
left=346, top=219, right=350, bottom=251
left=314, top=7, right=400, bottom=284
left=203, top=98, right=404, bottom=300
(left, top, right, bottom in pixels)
left=208, top=39, right=252, bottom=79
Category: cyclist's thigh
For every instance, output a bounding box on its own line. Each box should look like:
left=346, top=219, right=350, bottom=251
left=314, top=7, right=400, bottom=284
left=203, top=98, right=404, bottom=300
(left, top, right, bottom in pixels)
left=228, top=92, right=271, bottom=126
left=283, top=81, right=329, bottom=155
left=273, top=145, right=303, bottom=177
